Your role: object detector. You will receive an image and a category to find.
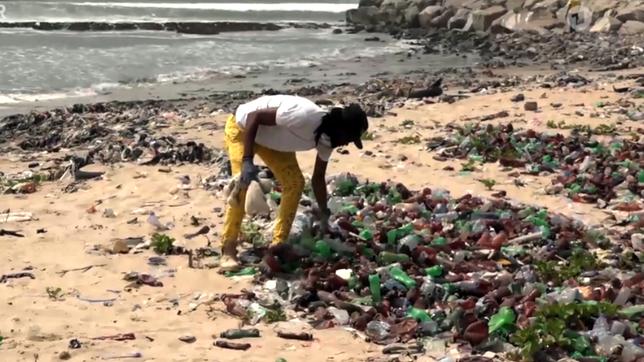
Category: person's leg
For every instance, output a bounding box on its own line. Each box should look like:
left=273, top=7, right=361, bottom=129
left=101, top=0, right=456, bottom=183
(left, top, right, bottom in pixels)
left=220, top=115, right=247, bottom=269
left=254, top=146, right=305, bottom=244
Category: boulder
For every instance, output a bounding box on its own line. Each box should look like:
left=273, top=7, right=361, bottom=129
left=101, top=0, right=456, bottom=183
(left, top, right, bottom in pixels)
left=523, top=0, right=541, bottom=8
left=490, top=11, right=518, bottom=33
left=448, top=8, right=471, bottom=29
left=619, top=20, right=644, bottom=34
left=506, top=0, right=525, bottom=11
left=491, top=9, right=564, bottom=32
left=431, top=8, right=456, bottom=28
left=470, top=5, right=507, bottom=31
left=586, top=0, right=622, bottom=15
left=379, top=0, right=410, bottom=23
left=404, top=6, right=421, bottom=27
left=589, top=15, right=622, bottom=32
left=532, top=0, right=565, bottom=12
left=410, top=0, right=440, bottom=10
left=444, top=0, right=477, bottom=9
left=359, top=0, right=384, bottom=7
left=346, top=6, right=381, bottom=25
left=419, top=5, right=444, bottom=28
left=616, top=7, right=644, bottom=22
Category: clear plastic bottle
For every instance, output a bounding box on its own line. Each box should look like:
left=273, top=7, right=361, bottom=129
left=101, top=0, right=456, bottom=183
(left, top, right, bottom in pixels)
left=366, top=321, right=391, bottom=341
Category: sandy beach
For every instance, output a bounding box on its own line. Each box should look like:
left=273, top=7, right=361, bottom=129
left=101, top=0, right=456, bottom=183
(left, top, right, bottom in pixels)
left=1, top=62, right=642, bottom=361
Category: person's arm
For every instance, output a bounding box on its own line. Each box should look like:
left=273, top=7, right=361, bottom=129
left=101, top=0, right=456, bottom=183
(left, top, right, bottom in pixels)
left=312, top=155, right=329, bottom=214
left=243, top=108, right=278, bottom=159
left=239, top=107, right=277, bottom=186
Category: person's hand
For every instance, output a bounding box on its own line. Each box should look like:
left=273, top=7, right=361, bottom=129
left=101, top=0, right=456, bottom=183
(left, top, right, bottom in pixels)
left=240, top=156, right=258, bottom=187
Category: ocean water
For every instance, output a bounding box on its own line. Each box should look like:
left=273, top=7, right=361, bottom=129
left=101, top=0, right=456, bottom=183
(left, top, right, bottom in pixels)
left=0, top=1, right=465, bottom=106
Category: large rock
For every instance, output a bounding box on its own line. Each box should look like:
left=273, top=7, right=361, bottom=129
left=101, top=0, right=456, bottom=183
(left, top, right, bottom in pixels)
left=346, top=6, right=381, bottom=25
left=490, top=11, right=516, bottom=33
left=532, top=0, right=565, bottom=11
left=379, top=0, right=409, bottom=24
left=523, top=0, right=541, bottom=8
left=419, top=5, right=444, bottom=28
left=616, top=7, right=644, bottom=22
left=448, top=8, right=471, bottom=29
left=619, top=20, right=644, bottom=34
left=586, top=0, right=622, bottom=15
left=589, top=15, right=622, bottom=32
left=359, top=0, right=384, bottom=7
left=491, top=9, right=564, bottom=32
left=470, top=5, right=507, bottom=31
left=506, top=0, right=525, bottom=11
left=404, top=6, right=421, bottom=27
left=431, top=8, right=456, bottom=27
left=444, top=0, right=477, bottom=9
left=410, top=0, right=440, bottom=10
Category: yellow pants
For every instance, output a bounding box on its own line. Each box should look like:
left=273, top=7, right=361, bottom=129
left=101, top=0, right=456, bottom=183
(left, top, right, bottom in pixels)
left=222, top=115, right=305, bottom=248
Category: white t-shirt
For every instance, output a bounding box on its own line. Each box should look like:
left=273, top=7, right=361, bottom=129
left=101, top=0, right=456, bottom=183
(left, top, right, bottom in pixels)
left=235, top=95, right=333, bottom=161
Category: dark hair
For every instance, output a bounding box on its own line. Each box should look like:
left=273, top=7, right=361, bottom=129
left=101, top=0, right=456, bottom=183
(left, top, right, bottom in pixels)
left=315, top=107, right=343, bottom=146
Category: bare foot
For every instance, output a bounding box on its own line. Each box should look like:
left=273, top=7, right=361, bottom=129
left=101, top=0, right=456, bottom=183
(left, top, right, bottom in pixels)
left=220, top=246, right=241, bottom=272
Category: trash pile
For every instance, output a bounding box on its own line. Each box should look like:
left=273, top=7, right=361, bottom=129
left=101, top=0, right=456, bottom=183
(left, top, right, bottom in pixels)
left=0, top=106, right=216, bottom=164
left=221, top=174, right=643, bottom=361
left=427, top=123, right=644, bottom=210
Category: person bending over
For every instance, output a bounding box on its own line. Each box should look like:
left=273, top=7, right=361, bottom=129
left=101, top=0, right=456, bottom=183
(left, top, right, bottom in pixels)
left=219, top=94, right=369, bottom=270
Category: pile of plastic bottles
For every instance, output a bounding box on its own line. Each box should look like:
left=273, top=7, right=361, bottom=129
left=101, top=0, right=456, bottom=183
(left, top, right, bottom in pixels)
left=227, top=174, right=643, bottom=361
left=427, top=123, right=643, bottom=209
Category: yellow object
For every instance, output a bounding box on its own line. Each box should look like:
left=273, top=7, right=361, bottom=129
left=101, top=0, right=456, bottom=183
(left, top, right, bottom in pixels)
left=567, top=0, right=581, bottom=8
left=222, top=115, right=305, bottom=248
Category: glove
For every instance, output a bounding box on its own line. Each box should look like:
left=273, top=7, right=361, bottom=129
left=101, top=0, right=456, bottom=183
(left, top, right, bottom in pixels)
left=240, top=156, right=258, bottom=187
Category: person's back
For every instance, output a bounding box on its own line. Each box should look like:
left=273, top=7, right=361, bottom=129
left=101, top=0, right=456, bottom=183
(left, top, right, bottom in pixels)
left=235, top=95, right=331, bottom=156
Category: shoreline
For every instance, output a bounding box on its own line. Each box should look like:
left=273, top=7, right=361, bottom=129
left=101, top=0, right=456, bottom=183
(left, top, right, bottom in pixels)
left=0, top=46, right=478, bottom=117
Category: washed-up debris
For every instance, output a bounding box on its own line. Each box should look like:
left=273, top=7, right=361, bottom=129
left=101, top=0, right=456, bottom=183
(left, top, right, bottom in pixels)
left=220, top=328, right=261, bottom=339
left=427, top=123, right=643, bottom=209
left=216, top=174, right=643, bottom=361
left=102, top=352, right=142, bottom=359
left=0, top=211, right=34, bottom=223
left=123, top=272, right=163, bottom=288
left=69, top=338, right=81, bottom=349
left=178, top=335, right=196, bottom=343
left=214, top=340, right=251, bottom=350
left=0, top=229, right=24, bottom=237
left=184, top=225, right=210, bottom=240
left=0, top=271, right=35, bottom=283
left=92, top=333, right=135, bottom=341
left=56, top=264, right=107, bottom=276
left=276, top=331, right=313, bottom=341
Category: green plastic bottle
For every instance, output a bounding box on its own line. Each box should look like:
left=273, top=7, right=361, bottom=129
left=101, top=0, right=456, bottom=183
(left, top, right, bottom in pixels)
left=488, top=306, right=516, bottom=334
left=638, top=170, right=644, bottom=183
left=369, top=274, right=381, bottom=303
left=224, top=267, right=257, bottom=277
left=348, top=275, right=359, bottom=291
left=425, top=265, right=444, bottom=277
left=341, top=204, right=359, bottom=215
left=378, top=251, right=410, bottom=264
left=387, top=229, right=398, bottom=244
left=314, top=240, right=332, bottom=258
left=407, top=307, right=431, bottom=322
left=431, top=237, right=447, bottom=247
left=359, top=229, right=373, bottom=241
left=389, top=266, right=416, bottom=289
